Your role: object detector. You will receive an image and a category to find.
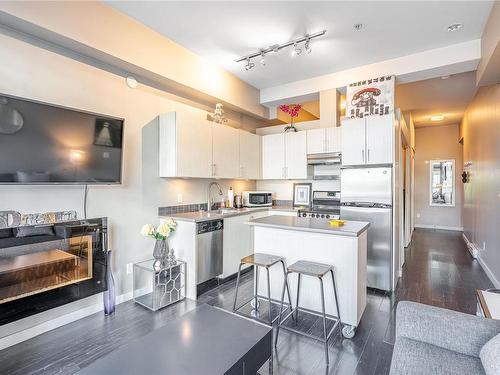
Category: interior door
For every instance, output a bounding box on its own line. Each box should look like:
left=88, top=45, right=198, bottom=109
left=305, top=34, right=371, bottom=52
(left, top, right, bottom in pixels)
left=239, top=130, right=261, bottom=179
left=212, top=124, right=240, bottom=178
left=365, top=114, right=393, bottom=165
left=306, top=128, right=326, bottom=154
left=262, top=133, right=285, bottom=179
left=341, top=117, right=366, bottom=166
left=285, top=131, right=307, bottom=179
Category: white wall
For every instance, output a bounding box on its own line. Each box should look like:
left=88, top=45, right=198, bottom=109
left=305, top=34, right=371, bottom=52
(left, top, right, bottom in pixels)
left=414, top=124, right=463, bottom=230
left=461, top=84, right=500, bottom=287
left=0, top=32, right=256, bottom=337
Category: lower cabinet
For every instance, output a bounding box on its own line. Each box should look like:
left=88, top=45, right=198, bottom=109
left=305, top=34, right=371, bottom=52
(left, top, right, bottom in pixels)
left=222, top=211, right=268, bottom=278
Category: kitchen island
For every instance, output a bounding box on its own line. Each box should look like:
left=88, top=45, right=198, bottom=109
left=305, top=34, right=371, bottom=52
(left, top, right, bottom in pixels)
left=246, top=215, right=369, bottom=336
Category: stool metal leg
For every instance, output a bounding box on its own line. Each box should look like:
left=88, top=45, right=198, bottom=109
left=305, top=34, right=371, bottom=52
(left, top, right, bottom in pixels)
left=275, top=271, right=288, bottom=347
left=266, top=267, right=272, bottom=324
left=254, top=265, right=259, bottom=312
left=280, top=260, right=295, bottom=321
left=295, top=273, right=302, bottom=321
left=330, top=269, right=341, bottom=322
left=232, top=263, right=243, bottom=312
left=319, top=276, right=329, bottom=365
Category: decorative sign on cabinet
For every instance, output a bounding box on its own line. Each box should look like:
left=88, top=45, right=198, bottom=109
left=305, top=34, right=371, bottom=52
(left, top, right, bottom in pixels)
left=158, top=108, right=261, bottom=179
left=341, top=114, right=394, bottom=166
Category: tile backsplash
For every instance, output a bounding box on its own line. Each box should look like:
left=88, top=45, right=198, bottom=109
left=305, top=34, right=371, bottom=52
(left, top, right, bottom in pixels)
left=158, top=203, right=208, bottom=216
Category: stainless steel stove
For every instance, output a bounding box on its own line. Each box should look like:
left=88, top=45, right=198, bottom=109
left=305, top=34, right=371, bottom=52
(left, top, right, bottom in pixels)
left=297, top=191, right=341, bottom=219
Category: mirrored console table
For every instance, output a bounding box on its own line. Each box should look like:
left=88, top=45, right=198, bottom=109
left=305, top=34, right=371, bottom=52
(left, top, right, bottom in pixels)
left=133, top=259, right=186, bottom=311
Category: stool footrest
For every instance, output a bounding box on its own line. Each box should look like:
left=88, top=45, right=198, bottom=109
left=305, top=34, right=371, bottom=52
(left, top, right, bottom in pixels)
left=277, top=308, right=340, bottom=342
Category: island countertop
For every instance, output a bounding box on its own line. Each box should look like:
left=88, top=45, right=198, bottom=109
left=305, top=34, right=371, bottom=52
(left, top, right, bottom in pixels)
left=246, top=215, right=370, bottom=237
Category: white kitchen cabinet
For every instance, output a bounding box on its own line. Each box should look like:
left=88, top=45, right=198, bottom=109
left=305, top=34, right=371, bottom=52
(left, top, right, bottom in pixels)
left=307, top=127, right=341, bottom=154
left=326, top=127, right=342, bottom=153
left=285, top=131, right=308, bottom=179
left=365, top=115, right=394, bottom=165
left=341, top=117, right=366, bottom=166
left=262, top=132, right=308, bottom=179
left=306, top=128, right=326, bottom=154
left=239, top=130, right=261, bottom=179
left=341, top=114, right=393, bottom=166
left=262, top=133, right=285, bottom=179
left=212, top=124, right=239, bottom=178
left=222, top=211, right=268, bottom=278
left=159, top=109, right=213, bottom=178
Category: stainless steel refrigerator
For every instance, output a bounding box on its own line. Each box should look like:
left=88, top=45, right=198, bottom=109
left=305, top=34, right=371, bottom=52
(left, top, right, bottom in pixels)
left=341, top=167, right=393, bottom=291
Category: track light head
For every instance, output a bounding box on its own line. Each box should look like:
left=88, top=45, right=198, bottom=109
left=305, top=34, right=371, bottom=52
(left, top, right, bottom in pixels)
left=260, top=52, right=266, bottom=66
left=244, top=58, right=255, bottom=71
left=305, top=38, right=312, bottom=54
left=291, top=42, right=302, bottom=57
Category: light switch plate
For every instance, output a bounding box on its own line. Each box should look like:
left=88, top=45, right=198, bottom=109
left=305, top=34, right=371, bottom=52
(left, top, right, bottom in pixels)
left=126, top=263, right=133, bottom=275
left=177, top=194, right=183, bottom=203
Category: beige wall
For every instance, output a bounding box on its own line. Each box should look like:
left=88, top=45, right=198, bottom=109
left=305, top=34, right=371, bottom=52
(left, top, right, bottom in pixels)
left=414, top=124, right=463, bottom=230
left=461, top=84, right=500, bottom=286
left=0, top=31, right=256, bottom=337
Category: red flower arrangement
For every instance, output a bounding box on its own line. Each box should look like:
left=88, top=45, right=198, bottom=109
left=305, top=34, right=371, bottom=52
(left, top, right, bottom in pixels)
left=279, top=104, right=302, bottom=132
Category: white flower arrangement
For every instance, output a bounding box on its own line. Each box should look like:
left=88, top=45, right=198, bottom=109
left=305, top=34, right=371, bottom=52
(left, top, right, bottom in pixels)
left=140, top=219, right=177, bottom=241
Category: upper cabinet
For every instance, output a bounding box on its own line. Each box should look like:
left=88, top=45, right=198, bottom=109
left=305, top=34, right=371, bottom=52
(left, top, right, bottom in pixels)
left=159, top=109, right=213, bottom=178
left=262, top=133, right=285, bottom=179
left=307, top=127, right=341, bottom=154
left=239, top=130, right=261, bottom=179
left=341, top=114, right=393, bottom=166
left=212, top=125, right=239, bottom=178
left=158, top=109, right=260, bottom=179
left=262, top=132, right=308, bottom=179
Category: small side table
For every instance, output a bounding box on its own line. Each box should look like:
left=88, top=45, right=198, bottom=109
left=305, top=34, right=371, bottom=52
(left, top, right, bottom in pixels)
left=476, top=289, right=500, bottom=319
left=133, top=259, right=186, bottom=311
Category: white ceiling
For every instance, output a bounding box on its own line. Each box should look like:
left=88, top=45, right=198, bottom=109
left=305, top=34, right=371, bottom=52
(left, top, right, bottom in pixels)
left=108, top=1, right=493, bottom=89
left=395, top=71, right=477, bottom=127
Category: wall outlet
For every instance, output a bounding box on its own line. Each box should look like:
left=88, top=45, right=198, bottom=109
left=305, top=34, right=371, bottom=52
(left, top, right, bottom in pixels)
left=126, top=263, right=133, bottom=275
left=177, top=193, right=183, bottom=204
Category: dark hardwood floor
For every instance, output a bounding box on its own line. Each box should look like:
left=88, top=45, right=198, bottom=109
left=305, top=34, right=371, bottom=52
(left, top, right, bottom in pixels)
left=0, top=229, right=493, bottom=375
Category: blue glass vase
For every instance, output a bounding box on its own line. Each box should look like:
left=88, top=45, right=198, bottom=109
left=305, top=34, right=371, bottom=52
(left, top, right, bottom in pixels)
left=103, top=250, right=116, bottom=315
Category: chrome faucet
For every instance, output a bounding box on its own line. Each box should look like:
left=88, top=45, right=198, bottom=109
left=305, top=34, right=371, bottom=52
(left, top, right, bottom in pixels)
left=207, top=182, right=223, bottom=211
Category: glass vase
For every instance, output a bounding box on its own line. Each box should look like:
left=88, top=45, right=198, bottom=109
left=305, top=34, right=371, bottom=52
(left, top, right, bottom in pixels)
left=153, top=239, right=169, bottom=266
left=103, top=250, right=116, bottom=315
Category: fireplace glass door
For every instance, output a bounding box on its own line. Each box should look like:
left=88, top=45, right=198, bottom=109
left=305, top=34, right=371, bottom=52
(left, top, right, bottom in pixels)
left=0, top=235, right=93, bottom=304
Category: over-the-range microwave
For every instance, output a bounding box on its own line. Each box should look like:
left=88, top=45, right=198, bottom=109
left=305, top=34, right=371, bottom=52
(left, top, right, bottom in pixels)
left=242, top=191, right=273, bottom=207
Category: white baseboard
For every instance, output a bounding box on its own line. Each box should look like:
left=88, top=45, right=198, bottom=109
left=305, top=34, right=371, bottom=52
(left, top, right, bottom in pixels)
left=0, top=291, right=135, bottom=351
left=462, top=233, right=479, bottom=259
left=477, top=255, right=500, bottom=289
left=415, top=224, right=464, bottom=232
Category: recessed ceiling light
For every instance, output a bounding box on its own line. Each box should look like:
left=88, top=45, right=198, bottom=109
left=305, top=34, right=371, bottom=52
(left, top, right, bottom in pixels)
left=447, top=23, right=463, bottom=32
left=353, top=23, right=363, bottom=31
left=125, top=76, right=138, bottom=89
left=430, top=115, right=445, bottom=122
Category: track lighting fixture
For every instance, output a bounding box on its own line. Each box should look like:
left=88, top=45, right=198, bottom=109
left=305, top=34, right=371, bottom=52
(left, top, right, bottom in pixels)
left=244, top=58, right=255, bottom=71
left=291, top=42, right=302, bottom=57
left=260, top=51, right=266, bottom=66
left=236, top=30, right=326, bottom=70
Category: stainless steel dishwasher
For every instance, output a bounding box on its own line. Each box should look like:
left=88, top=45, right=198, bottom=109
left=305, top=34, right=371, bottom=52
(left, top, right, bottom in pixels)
left=196, top=219, right=223, bottom=285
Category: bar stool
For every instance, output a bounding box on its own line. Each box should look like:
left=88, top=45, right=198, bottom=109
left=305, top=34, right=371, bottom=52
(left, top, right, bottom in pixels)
left=275, top=260, right=341, bottom=365
left=233, top=253, right=294, bottom=325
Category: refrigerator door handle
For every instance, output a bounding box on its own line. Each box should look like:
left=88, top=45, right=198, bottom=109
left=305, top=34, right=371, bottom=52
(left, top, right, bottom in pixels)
left=362, top=149, right=365, bottom=163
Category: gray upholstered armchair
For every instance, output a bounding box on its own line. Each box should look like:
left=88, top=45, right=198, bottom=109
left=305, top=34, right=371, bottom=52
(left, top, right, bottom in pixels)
left=390, top=301, right=500, bottom=375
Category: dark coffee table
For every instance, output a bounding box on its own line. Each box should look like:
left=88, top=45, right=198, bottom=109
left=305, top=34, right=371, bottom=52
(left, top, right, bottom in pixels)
left=77, top=304, right=273, bottom=375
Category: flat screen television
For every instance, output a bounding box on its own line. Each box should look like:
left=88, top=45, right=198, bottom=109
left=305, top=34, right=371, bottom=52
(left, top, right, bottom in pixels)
left=0, top=93, right=123, bottom=184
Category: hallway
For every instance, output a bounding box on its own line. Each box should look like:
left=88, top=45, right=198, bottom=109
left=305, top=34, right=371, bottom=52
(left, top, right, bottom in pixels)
left=0, top=229, right=494, bottom=375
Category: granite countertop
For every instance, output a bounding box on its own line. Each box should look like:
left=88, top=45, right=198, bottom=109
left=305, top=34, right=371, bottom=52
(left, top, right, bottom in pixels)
left=246, top=215, right=370, bottom=237
left=160, top=206, right=299, bottom=223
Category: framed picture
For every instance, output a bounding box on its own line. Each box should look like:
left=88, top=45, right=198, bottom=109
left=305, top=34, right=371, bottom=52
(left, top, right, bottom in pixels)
left=293, top=183, right=312, bottom=208
left=94, top=118, right=123, bottom=148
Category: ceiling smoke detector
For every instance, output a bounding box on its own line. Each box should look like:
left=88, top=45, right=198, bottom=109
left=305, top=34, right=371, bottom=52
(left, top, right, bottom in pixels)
left=353, top=23, right=363, bottom=31
left=447, top=23, right=463, bottom=32
left=125, top=76, right=138, bottom=89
